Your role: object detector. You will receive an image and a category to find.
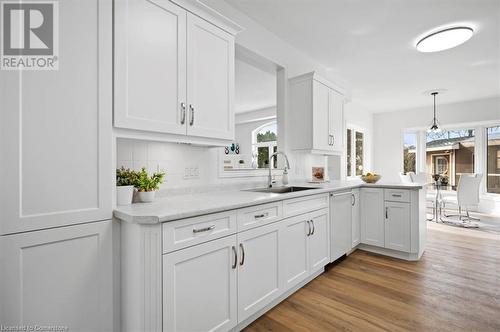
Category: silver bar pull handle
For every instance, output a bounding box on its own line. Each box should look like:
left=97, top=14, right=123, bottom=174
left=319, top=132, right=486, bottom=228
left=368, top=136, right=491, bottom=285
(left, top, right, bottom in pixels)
left=231, top=246, right=237, bottom=269
left=392, top=194, right=402, bottom=198
left=180, top=102, right=186, bottom=124
left=239, top=243, right=245, bottom=266
left=192, top=224, right=215, bottom=233
left=189, top=104, right=195, bottom=126
left=385, top=207, right=389, bottom=219
left=311, top=220, right=315, bottom=235
left=306, top=220, right=311, bottom=236
left=351, top=193, right=355, bottom=206
left=254, top=212, right=269, bottom=219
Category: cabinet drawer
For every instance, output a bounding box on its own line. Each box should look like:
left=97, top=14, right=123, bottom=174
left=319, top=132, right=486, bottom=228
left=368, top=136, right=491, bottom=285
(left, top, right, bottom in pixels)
left=237, top=202, right=283, bottom=231
left=284, top=194, right=329, bottom=217
left=384, top=189, right=410, bottom=203
left=162, top=211, right=237, bottom=253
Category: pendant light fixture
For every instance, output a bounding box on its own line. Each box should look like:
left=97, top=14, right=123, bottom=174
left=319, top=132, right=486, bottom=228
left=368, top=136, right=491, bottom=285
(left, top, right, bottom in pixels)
left=428, top=92, right=441, bottom=132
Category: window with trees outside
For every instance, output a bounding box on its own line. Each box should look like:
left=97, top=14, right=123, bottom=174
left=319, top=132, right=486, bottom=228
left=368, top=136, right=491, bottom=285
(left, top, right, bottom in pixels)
left=403, top=132, right=417, bottom=174
left=253, top=122, right=278, bottom=169
left=346, top=128, right=364, bottom=176
left=487, top=126, right=500, bottom=194
left=426, top=129, right=475, bottom=188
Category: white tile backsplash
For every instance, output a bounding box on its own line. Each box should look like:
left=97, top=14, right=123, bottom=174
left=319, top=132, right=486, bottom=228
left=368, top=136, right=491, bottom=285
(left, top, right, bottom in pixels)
left=116, top=138, right=321, bottom=192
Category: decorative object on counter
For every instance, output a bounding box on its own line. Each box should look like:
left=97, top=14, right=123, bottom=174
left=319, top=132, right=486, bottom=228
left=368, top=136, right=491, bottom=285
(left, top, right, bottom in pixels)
left=361, top=172, right=381, bottom=183
left=116, top=167, right=139, bottom=205
left=224, top=143, right=240, bottom=154
left=311, top=167, right=325, bottom=182
left=135, top=167, right=165, bottom=203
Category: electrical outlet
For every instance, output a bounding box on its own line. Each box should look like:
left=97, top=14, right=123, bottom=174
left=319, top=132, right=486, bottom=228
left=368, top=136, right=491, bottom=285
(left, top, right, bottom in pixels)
left=184, top=166, right=200, bottom=179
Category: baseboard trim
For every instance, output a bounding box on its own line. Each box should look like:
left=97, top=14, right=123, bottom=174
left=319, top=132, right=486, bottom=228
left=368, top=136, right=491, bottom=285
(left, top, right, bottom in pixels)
left=358, top=244, right=423, bottom=261
left=232, top=268, right=324, bottom=331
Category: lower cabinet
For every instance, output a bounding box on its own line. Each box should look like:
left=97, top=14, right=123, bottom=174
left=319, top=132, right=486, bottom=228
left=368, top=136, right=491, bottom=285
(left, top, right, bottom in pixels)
left=360, top=188, right=413, bottom=253
left=163, top=235, right=238, bottom=332
left=308, top=209, right=330, bottom=272
left=384, top=201, right=411, bottom=252
left=360, top=188, right=385, bottom=247
left=282, top=208, right=330, bottom=291
left=237, top=222, right=282, bottom=322
left=161, top=207, right=330, bottom=331
left=0, top=221, right=113, bottom=331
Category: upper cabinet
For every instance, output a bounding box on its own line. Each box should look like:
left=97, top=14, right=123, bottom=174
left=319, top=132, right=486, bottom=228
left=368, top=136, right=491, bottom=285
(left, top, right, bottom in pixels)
left=0, top=0, right=113, bottom=235
left=289, top=72, right=346, bottom=155
left=114, top=0, right=239, bottom=143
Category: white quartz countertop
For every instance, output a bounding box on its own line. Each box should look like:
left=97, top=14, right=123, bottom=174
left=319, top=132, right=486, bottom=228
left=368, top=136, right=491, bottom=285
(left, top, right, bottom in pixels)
left=113, top=181, right=423, bottom=224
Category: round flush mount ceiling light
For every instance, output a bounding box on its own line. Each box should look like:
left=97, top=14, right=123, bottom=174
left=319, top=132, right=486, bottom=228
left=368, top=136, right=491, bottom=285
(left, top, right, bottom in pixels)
left=416, top=27, right=474, bottom=53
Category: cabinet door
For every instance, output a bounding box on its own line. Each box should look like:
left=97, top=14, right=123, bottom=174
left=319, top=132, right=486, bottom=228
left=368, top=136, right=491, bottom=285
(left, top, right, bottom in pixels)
left=330, top=192, right=352, bottom=261
left=0, top=221, right=113, bottom=331
left=312, top=80, right=331, bottom=151
left=281, top=216, right=309, bottom=290
left=351, top=189, right=361, bottom=248
left=308, top=209, right=330, bottom=273
left=0, top=0, right=112, bottom=235
left=329, top=89, right=344, bottom=151
left=237, top=222, right=281, bottom=322
left=163, top=235, right=237, bottom=332
left=114, top=0, right=187, bottom=135
left=385, top=202, right=411, bottom=252
left=361, top=188, right=385, bottom=247
left=186, top=13, right=234, bottom=140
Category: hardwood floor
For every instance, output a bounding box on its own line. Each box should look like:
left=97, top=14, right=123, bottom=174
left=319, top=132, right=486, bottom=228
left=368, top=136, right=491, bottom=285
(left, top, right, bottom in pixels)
left=244, top=222, right=500, bottom=332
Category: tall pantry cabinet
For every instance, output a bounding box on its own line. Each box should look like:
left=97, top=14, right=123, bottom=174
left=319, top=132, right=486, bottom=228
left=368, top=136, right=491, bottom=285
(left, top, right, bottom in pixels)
left=0, top=0, right=114, bottom=330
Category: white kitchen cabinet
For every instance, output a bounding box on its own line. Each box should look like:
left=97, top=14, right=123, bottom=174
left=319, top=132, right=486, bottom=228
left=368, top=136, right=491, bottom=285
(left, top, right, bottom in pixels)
left=163, top=235, right=237, bottom=332
left=361, top=188, right=385, bottom=247
left=186, top=13, right=234, bottom=140
left=330, top=192, right=352, bottom=262
left=281, top=216, right=309, bottom=290
left=308, top=209, right=330, bottom=273
left=114, top=0, right=187, bottom=135
left=237, top=222, right=282, bottom=322
left=384, top=201, right=411, bottom=252
left=0, top=0, right=112, bottom=235
left=289, top=72, right=346, bottom=155
left=114, top=0, right=236, bottom=141
left=282, top=208, right=329, bottom=291
left=351, top=189, right=361, bottom=247
left=0, top=221, right=113, bottom=331
left=329, top=89, right=345, bottom=151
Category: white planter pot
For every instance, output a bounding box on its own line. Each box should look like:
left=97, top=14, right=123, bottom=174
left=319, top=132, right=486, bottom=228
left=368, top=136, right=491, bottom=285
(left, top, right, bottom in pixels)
left=137, top=190, right=156, bottom=203
left=116, top=185, right=134, bottom=205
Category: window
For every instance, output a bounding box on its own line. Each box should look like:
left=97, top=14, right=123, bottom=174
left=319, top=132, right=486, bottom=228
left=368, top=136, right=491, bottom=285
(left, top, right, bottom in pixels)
left=346, top=127, right=364, bottom=176
left=253, top=122, right=278, bottom=169
left=426, top=129, right=475, bottom=187
left=403, top=132, right=417, bottom=174
left=487, top=126, right=500, bottom=194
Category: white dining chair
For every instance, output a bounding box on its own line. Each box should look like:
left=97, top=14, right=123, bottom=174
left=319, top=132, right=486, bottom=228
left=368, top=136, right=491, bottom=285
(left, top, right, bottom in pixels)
left=442, top=174, right=482, bottom=225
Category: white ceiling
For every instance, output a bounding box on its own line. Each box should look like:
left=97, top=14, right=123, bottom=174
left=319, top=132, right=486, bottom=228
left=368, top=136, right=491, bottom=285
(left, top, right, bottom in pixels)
left=221, top=0, right=500, bottom=113
left=235, top=57, right=276, bottom=113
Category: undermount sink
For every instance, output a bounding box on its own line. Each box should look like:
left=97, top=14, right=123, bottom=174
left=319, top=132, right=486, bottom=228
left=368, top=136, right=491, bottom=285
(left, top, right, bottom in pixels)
left=245, top=186, right=318, bottom=194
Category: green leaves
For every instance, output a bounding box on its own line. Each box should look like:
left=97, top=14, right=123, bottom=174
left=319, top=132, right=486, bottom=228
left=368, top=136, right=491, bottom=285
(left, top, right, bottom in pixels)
left=116, top=166, right=165, bottom=192
left=116, top=166, right=139, bottom=186
left=135, top=167, right=165, bottom=192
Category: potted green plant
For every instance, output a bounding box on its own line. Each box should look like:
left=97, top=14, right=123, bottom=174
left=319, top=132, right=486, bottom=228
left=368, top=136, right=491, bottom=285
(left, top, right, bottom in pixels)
left=116, top=167, right=138, bottom=205
left=135, top=167, right=165, bottom=203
